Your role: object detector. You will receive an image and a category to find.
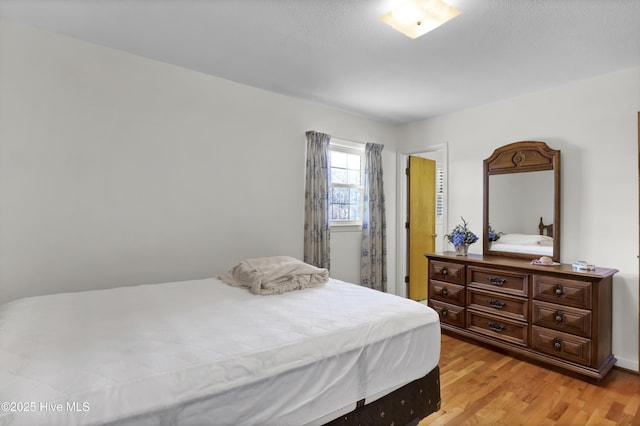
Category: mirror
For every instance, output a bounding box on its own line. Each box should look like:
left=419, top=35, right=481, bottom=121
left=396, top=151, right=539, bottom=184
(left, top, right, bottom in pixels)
left=483, top=141, right=561, bottom=262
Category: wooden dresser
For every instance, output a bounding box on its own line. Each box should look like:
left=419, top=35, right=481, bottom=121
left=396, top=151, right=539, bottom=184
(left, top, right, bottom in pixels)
left=425, top=252, right=618, bottom=382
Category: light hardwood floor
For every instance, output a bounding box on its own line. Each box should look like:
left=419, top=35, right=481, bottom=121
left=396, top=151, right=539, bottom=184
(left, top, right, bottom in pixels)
left=420, top=334, right=640, bottom=425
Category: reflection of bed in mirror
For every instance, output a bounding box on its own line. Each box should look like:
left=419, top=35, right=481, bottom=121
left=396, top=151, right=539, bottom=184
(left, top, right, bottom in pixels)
left=489, top=217, right=553, bottom=256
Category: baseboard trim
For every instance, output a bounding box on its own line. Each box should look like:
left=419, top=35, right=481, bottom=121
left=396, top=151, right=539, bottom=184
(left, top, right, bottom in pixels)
left=613, top=365, right=640, bottom=376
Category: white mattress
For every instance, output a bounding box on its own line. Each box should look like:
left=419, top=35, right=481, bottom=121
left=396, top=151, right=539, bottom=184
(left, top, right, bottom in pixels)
left=489, top=242, right=553, bottom=256
left=0, top=278, right=440, bottom=426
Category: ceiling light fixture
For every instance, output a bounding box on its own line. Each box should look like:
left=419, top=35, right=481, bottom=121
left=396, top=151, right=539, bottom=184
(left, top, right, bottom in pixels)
left=379, top=0, right=462, bottom=39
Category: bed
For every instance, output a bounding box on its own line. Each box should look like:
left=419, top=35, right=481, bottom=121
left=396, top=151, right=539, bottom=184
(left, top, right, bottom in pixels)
left=0, top=261, right=441, bottom=425
left=488, top=217, right=554, bottom=256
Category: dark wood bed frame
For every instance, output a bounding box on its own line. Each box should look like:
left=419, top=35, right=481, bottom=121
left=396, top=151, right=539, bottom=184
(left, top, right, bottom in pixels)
left=538, top=217, right=553, bottom=236
left=323, top=366, right=441, bottom=426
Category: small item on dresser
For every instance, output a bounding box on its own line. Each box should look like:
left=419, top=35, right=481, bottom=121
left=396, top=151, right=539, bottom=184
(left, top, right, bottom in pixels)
left=572, top=260, right=596, bottom=271
left=530, top=256, right=556, bottom=265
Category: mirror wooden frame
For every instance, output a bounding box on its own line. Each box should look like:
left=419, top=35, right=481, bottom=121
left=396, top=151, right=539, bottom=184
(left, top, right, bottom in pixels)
left=483, top=141, right=561, bottom=262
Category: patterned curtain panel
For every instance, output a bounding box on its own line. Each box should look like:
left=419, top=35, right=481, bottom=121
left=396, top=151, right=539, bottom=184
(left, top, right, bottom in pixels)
left=303, top=131, right=331, bottom=270
left=361, top=143, right=387, bottom=292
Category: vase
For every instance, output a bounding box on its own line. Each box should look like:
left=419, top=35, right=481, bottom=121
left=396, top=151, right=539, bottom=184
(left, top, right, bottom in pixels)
left=455, top=244, right=469, bottom=256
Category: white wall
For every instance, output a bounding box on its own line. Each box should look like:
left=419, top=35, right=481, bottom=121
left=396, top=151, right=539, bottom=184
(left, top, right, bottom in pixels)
left=0, top=19, right=399, bottom=303
left=399, top=66, right=640, bottom=371
left=2, top=17, right=637, bottom=371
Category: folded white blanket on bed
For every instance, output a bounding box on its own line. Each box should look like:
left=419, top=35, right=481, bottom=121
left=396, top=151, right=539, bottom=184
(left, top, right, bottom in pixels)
left=218, top=256, right=329, bottom=295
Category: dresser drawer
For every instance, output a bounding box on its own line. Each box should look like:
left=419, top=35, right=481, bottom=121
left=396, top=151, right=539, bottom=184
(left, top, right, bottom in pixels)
left=430, top=299, right=465, bottom=328
left=532, top=301, right=592, bottom=338
left=532, top=325, right=592, bottom=366
left=467, top=311, right=528, bottom=346
left=468, top=266, right=528, bottom=297
left=429, top=261, right=465, bottom=284
left=467, top=288, right=527, bottom=322
left=533, top=276, right=592, bottom=309
left=429, top=280, right=465, bottom=306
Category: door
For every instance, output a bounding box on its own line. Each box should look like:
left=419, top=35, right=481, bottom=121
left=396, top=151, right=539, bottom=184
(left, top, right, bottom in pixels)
left=407, top=156, right=436, bottom=301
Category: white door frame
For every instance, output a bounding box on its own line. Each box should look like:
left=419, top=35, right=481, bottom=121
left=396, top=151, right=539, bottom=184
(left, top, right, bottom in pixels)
left=395, top=143, right=448, bottom=299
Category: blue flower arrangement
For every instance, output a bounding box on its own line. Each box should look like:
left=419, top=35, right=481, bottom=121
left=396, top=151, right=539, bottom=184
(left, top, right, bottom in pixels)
left=488, top=224, right=503, bottom=242
left=445, top=217, right=478, bottom=247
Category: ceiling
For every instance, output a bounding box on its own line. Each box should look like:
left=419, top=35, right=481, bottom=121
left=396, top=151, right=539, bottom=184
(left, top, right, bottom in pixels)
left=1, top=0, right=639, bottom=124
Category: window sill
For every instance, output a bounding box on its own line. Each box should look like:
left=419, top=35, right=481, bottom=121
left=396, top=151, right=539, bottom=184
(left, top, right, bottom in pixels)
left=331, top=224, right=362, bottom=233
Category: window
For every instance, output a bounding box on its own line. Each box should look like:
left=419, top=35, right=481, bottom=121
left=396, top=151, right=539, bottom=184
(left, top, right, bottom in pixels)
left=329, top=141, right=365, bottom=227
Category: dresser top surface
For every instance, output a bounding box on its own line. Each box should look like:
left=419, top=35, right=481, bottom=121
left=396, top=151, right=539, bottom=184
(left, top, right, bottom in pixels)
left=425, top=252, right=618, bottom=279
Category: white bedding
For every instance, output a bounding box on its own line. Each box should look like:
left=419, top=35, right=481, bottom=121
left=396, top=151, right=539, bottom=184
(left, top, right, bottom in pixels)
left=489, top=242, right=553, bottom=256
left=490, top=233, right=553, bottom=256
left=0, top=278, right=440, bottom=426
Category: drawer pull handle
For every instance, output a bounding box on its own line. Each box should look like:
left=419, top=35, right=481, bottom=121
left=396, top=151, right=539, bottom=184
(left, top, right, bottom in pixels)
left=441, top=309, right=448, bottom=317
left=555, top=312, right=564, bottom=324
left=441, top=267, right=448, bottom=277
left=441, top=288, right=449, bottom=297
left=488, top=321, right=506, bottom=332
left=488, top=276, right=506, bottom=286
left=487, top=299, right=506, bottom=309
left=554, top=337, right=562, bottom=351
left=555, top=284, right=564, bottom=296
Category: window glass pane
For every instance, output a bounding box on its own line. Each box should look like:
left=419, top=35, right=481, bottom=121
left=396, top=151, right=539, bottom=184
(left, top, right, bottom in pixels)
left=331, top=151, right=347, bottom=168
left=349, top=188, right=360, bottom=204
left=350, top=189, right=362, bottom=220
left=331, top=168, right=347, bottom=184
left=329, top=146, right=364, bottom=225
left=347, top=169, right=360, bottom=185
left=347, top=154, right=361, bottom=170
left=332, top=204, right=350, bottom=220
left=332, top=187, right=349, bottom=203
left=349, top=205, right=360, bottom=220
left=331, top=204, right=340, bottom=220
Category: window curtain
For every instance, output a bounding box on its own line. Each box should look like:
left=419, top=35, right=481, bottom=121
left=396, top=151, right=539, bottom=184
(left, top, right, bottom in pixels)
left=303, top=131, right=331, bottom=270
left=361, top=143, right=387, bottom=292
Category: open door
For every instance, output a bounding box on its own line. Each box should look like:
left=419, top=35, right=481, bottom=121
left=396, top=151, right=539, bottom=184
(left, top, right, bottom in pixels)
left=407, top=156, right=436, bottom=301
